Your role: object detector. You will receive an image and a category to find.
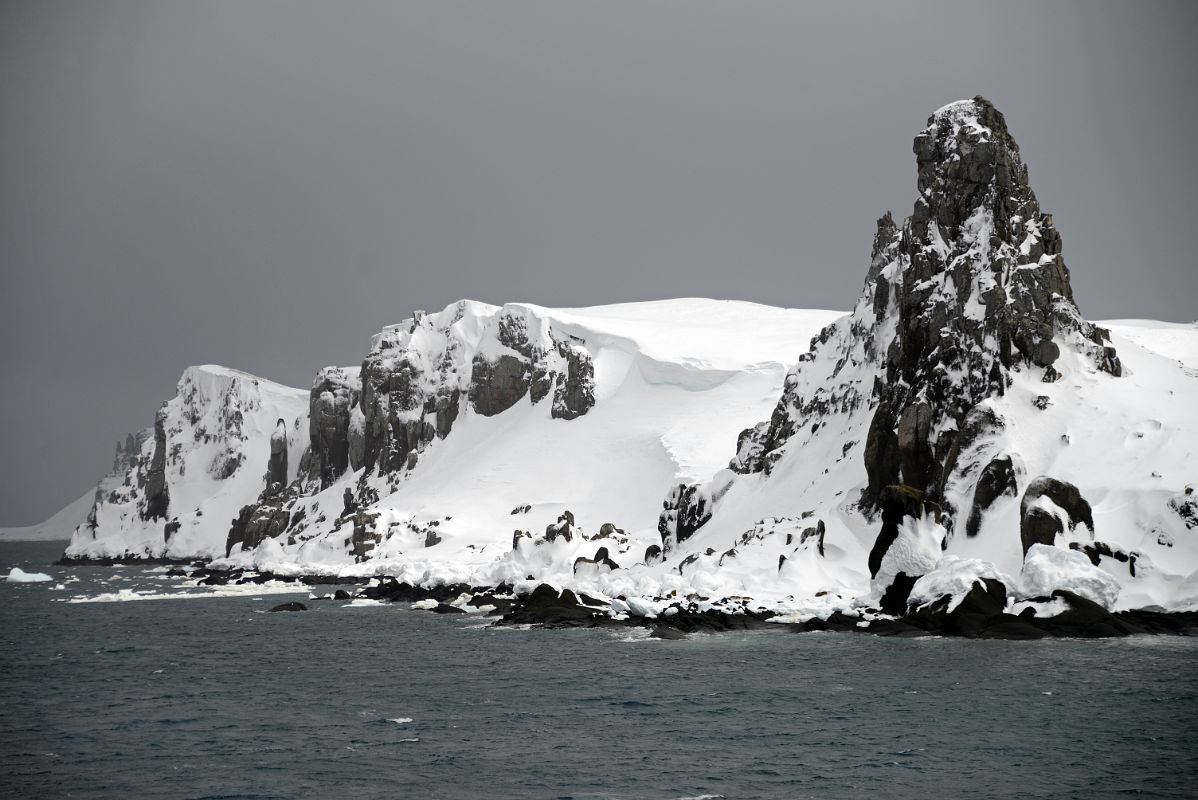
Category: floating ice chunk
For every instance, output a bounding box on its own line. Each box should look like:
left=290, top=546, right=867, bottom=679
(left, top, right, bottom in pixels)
left=388, top=717, right=413, bottom=725
left=1019, top=544, right=1121, bottom=610
left=411, top=599, right=439, bottom=610
left=6, top=567, right=52, bottom=583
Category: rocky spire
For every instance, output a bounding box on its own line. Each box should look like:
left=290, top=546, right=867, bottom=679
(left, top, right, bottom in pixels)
left=713, top=97, right=1121, bottom=535
left=861, top=96, right=1120, bottom=508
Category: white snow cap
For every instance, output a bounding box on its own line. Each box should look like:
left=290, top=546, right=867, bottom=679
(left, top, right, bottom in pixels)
left=908, top=556, right=1013, bottom=613
left=1019, top=544, right=1121, bottom=610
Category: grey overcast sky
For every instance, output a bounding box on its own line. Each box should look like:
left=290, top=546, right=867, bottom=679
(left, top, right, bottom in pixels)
left=2, top=1, right=1196, bottom=525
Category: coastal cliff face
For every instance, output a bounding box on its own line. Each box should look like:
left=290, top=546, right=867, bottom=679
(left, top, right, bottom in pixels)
left=64, top=366, right=308, bottom=560
left=59, top=98, right=1198, bottom=620
left=222, top=300, right=601, bottom=558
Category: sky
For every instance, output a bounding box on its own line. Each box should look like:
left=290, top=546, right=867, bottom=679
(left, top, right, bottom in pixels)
left=1, top=0, right=1196, bottom=525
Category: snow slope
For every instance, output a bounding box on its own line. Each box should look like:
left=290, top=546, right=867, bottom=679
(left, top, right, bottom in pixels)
left=0, top=490, right=93, bottom=542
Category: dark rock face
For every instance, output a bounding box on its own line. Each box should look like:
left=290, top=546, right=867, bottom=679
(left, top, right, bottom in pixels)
left=361, top=304, right=596, bottom=483
left=896, top=402, right=934, bottom=489
left=142, top=407, right=170, bottom=521
left=1020, top=476, right=1094, bottom=555
left=966, top=455, right=1019, bottom=537
left=550, top=343, right=596, bottom=420
left=226, top=501, right=291, bottom=556
left=350, top=511, right=382, bottom=561
left=657, top=484, right=711, bottom=552
left=308, top=367, right=362, bottom=488
left=1020, top=506, right=1063, bottom=552
left=267, top=419, right=288, bottom=492
left=469, top=354, right=530, bottom=416
left=469, top=311, right=596, bottom=420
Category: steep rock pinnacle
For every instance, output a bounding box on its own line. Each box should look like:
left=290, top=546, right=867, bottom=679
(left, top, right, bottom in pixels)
left=706, top=97, right=1120, bottom=534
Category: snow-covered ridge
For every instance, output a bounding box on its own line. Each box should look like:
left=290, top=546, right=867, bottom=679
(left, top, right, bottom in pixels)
left=63, top=300, right=842, bottom=566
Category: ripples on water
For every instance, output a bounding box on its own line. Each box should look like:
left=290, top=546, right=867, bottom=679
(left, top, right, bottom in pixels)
left=2, top=541, right=1196, bottom=799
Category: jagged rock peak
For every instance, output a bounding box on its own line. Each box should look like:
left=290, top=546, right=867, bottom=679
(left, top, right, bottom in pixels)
left=864, top=96, right=1121, bottom=506
left=722, top=97, right=1121, bottom=526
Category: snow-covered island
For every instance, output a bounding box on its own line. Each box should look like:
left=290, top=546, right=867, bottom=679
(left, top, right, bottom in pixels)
left=50, top=97, right=1198, bottom=638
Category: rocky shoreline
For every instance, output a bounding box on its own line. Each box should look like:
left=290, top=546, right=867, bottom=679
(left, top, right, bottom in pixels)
left=114, top=561, right=1198, bottom=640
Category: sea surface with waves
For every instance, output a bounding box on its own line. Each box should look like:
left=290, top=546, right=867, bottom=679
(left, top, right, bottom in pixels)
left=2, top=540, right=1196, bottom=800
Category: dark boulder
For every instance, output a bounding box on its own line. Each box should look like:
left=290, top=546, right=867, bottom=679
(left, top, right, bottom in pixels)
left=905, top=578, right=1008, bottom=638
left=966, top=455, right=1018, bottom=537
left=497, top=584, right=604, bottom=628
left=268, top=602, right=307, bottom=612
left=1020, top=476, right=1094, bottom=555
left=1021, top=506, right=1063, bottom=552
left=1034, top=590, right=1139, bottom=638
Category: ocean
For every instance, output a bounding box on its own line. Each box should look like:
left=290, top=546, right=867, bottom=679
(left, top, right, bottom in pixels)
left=2, top=540, right=1195, bottom=799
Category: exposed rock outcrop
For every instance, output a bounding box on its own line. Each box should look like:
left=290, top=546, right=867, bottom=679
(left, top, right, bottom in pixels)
left=1019, top=476, right=1095, bottom=554
left=142, top=408, right=170, bottom=521
left=965, top=454, right=1019, bottom=537
left=267, top=419, right=288, bottom=492
left=362, top=303, right=596, bottom=480
left=308, top=367, right=362, bottom=488
left=658, top=483, right=712, bottom=552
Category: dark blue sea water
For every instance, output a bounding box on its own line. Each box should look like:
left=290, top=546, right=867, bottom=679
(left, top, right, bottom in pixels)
left=2, top=540, right=1196, bottom=800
